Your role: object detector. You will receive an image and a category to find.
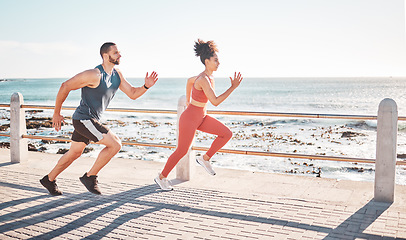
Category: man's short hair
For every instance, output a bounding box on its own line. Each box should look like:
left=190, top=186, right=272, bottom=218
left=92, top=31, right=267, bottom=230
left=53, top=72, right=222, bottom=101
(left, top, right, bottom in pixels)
left=100, top=42, right=116, bottom=57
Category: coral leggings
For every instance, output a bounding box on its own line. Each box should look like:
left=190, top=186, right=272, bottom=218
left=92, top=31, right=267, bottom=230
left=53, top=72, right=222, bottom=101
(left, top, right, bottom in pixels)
left=161, top=104, right=232, bottom=177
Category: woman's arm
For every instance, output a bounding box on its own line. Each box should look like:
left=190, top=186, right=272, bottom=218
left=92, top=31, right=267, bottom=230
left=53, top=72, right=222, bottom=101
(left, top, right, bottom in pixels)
left=198, top=72, right=243, bottom=106
left=186, top=76, right=197, bottom=104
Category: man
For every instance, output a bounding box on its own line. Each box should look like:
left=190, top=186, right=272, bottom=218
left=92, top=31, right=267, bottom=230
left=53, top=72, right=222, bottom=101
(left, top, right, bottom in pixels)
left=40, top=42, right=158, bottom=195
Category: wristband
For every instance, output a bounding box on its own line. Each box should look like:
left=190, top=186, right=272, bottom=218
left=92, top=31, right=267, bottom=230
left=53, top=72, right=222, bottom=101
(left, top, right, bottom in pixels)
left=143, top=84, right=149, bottom=90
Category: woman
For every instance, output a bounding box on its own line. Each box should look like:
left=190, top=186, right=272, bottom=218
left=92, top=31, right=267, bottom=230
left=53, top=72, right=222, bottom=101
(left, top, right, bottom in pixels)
left=155, top=39, right=243, bottom=190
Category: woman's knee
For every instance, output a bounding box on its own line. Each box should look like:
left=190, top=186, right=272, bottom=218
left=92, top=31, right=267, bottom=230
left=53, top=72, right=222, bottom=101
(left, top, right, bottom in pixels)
left=174, top=147, right=189, bottom=158
left=223, top=128, right=233, bottom=141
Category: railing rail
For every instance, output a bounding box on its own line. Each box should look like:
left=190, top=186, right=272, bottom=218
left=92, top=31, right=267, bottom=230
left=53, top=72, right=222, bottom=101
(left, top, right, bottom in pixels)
left=1, top=103, right=406, bottom=165
left=2, top=103, right=406, bottom=120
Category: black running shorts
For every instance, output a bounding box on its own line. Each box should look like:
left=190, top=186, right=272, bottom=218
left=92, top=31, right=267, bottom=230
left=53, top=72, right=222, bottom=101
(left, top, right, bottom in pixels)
left=72, top=119, right=109, bottom=145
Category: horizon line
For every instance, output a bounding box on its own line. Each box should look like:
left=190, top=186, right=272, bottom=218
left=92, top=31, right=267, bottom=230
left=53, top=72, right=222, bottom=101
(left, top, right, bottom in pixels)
left=1, top=75, right=406, bottom=80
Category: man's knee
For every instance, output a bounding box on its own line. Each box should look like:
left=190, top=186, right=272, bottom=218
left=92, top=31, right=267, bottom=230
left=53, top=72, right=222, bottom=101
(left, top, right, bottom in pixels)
left=113, top=139, right=122, bottom=152
left=106, top=137, right=122, bottom=153
left=64, top=148, right=83, bottom=162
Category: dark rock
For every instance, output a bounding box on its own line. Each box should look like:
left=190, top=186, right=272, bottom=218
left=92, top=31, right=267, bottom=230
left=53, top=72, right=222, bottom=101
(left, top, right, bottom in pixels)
left=28, top=143, right=38, bottom=151
left=57, top=147, right=92, bottom=154
left=0, top=124, right=10, bottom=131
left=397, top=154, right=406, bottom=159
left=83, top=147, right=93, bottom=154
left=0, top=142, right=10, bottom=148
left=26, top=120, right=53, bottom=129
left=314, top=168, right=321, bottom=177
left=142, top=120, right=158, bottom=127
left=26, top=110, right=44, bottom=114
left=57, top=148, right=69, bottom=154
left=341, top=131, right=365, bottom=138
left=38, top=146, right=47, bottom=152
left=28, top=117, right=51, bottom=121
left=252, top=133, right=260, bottom=138
left=348, top=167, right=373, bottom=173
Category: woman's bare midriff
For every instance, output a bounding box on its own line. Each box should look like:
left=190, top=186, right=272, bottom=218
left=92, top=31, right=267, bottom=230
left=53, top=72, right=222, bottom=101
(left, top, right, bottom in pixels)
left=190, top=99, right=206, bottom=107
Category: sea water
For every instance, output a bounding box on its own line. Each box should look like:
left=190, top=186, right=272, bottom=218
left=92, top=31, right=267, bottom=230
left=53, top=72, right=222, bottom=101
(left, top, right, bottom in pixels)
left=1, top=77, right=405, bottom=184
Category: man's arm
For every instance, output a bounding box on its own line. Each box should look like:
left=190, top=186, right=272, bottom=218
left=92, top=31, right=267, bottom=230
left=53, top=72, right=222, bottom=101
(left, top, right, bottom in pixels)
left=53, top=69, right=100, bottom=131
left=117, top=70, right=158, bottom=100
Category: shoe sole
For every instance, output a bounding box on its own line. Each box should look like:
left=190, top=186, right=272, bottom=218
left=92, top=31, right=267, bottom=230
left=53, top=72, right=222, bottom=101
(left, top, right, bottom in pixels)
left=196, top=159, right=216, bottom=176
left=154, top=178, right=173, bottom=191
left=79, top=177, right=102, bottom=195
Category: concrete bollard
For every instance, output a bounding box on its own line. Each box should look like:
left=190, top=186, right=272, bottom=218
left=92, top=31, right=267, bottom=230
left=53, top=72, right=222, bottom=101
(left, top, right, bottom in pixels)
left=374, top=98, right=398, bottom=203
left=176, top=95, right=195, bottom=181
left=10, top=92, right=28, bottom=163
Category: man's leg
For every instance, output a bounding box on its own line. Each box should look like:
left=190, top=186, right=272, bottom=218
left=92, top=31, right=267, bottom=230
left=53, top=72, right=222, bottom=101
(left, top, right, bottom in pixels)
left=79, top=131, right=121, bottom=195
left=48, top=141, right=87, bottom=181
left=40, top=141, right=87, bottom=195
left=87, top=130, right=122, bottom=176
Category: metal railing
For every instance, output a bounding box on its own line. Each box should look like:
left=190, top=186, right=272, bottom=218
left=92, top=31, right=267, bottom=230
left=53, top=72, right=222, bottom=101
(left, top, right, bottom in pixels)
left=0, top=103, right=405, bottom=166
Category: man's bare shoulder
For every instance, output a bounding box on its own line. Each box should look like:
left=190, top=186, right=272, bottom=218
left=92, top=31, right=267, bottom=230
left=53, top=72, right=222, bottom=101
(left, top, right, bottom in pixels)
left=69, top=68, right=101, bottom=88
left=114, top=67, right=122, bottom=74
left=80, top=68, right=101, bottom=78
left=113, top=68, right=126, bottom=83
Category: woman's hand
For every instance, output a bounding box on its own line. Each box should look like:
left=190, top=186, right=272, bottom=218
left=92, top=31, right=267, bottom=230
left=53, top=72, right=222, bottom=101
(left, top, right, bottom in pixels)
left=229, top=72, right=243, bottom=89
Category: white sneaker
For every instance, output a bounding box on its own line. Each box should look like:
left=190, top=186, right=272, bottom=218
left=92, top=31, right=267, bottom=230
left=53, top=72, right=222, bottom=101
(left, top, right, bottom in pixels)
left=154, top=173, right=173, bottom=191
left=196, top=156, right=216, bottom=176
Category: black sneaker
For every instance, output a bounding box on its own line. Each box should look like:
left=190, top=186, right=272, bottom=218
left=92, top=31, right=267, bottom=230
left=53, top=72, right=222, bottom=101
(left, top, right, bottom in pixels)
left=79, top=173, right=101, bottom=195
left=40, top=175, right=62, bottom=196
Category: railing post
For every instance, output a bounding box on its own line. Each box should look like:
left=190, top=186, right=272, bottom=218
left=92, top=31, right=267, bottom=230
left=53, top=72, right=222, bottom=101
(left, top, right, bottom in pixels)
left=176, top=95, right=195, bottom=181
left=10, top=92, right=28, bottom=163
left=374, top=98, right=397, bottom=203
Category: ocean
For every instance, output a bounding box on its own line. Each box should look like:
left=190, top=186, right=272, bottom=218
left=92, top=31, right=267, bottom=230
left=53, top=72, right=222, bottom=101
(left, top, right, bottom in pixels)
left=1, top=77, right=406, bottom=184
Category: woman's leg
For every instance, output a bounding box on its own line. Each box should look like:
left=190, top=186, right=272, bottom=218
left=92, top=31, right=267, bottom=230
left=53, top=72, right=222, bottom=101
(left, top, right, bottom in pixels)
left=197, top=115, right=232, bottom=159
left=161, top=107, right=202, bottom=178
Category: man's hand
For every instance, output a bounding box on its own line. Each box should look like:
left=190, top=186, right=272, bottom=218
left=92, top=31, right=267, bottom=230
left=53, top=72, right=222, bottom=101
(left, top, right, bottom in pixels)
left=144, top=71, right=158, bottom=88
left=52, top=113, right=64, bottom=131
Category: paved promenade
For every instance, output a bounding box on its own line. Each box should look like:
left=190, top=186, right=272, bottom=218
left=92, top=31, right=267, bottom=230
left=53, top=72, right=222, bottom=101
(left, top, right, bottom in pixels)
left=0, top=148, right=405, bottom=239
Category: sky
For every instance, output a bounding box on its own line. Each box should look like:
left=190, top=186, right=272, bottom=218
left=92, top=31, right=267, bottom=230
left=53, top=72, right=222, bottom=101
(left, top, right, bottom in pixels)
left=0, top=0, right=405, bottom=78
